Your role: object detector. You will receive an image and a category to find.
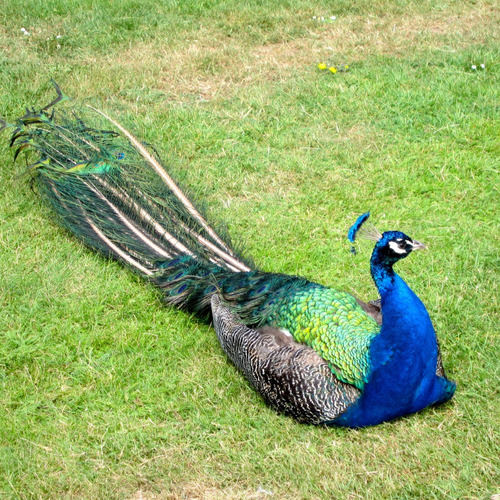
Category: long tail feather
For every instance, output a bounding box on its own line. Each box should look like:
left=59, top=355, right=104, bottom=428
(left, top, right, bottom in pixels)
left=5, top=84, right=252, bottom=296
left=87, top=105, right=242, bottom=263
left=5, top=84, right=317, bottom=322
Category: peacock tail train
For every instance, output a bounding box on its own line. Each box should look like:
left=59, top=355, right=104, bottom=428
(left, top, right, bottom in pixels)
left=3, top=84, right=455, bottom=427
left=3, top=84, right=379, bottom=385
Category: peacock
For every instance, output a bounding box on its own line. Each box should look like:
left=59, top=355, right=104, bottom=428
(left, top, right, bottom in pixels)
left=1, top=83, right=456, bottom=428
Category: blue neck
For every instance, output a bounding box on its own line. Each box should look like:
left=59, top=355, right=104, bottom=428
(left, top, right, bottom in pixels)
left=334, top=252, right=453, bottom=427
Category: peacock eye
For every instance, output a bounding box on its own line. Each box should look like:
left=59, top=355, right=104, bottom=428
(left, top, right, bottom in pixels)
left=388, top=240, right=408, bottom=254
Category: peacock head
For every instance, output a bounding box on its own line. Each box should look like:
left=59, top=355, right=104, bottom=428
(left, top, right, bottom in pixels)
left=348, top=212, right=426, bottom=267
left=372, top=231, right=426, bottom=266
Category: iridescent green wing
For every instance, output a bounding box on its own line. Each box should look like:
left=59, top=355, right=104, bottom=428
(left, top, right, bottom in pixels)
left=268, top=285, right=380, bottom=389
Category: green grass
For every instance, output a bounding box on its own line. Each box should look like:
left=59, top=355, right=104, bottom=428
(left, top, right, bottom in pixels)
left=0, top=0, right=499, bottom=498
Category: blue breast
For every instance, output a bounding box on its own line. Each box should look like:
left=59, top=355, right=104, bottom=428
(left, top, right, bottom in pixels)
left=333, top=274, right=455, bottom=428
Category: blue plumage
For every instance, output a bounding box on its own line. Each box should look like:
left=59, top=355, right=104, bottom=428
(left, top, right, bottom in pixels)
left=334, top=231, right=456, bottom=427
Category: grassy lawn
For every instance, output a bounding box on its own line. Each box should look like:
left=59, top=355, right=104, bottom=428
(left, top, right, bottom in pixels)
left=0, top=0, right=498, bottom=498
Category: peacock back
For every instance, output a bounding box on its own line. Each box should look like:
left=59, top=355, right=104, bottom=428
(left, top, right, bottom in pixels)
left=264, top=284, right=379, bottom=389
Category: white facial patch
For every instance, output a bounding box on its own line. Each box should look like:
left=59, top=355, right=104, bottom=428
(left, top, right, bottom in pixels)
left=389, top=240, right=407, bottom=254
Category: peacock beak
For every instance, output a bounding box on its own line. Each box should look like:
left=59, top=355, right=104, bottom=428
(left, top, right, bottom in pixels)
left=411, top=240, right=427, bottom=250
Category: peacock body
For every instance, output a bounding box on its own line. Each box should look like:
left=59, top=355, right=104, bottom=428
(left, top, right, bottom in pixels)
left=2, top=84, right=456, bottom=427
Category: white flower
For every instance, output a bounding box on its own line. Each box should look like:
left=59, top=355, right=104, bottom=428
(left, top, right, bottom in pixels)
left=312, top=16, right=317, bottom=19
left=21, top=27, right=26, bottom=32
left=320, top=16, right=325, bottom=21
left=330, top=16, right=336, bottom=20
left=480, top=63, right=485, bottom=69
left=56, top=35, right=62, bottom=39
left=471, top=65, right=477, bottom=70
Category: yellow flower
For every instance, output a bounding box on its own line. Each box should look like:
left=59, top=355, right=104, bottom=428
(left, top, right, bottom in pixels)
left=318, top=63, right=327, bottom=70
left=329, top=66, right=337, bottom=73
left=344, top=65, right=349, bottom=69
